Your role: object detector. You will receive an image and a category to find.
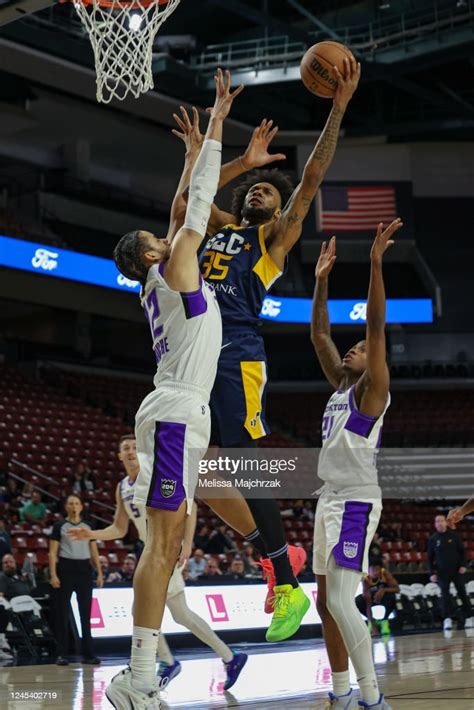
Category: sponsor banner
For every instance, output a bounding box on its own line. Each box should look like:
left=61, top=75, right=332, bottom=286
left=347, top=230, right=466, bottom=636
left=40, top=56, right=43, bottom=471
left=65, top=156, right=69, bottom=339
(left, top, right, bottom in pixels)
left=71, top=582, right=364, bottom=638
left=0, top=235, right=433, bottom=324
left=260, top=296, right=433, bottom=324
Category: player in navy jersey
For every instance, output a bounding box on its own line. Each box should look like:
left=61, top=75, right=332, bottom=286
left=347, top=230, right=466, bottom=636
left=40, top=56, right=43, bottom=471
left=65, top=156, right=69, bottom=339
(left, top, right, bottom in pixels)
left=174, top=55, right=361, bottom=642
left=310, top=220, right=403, bottom=710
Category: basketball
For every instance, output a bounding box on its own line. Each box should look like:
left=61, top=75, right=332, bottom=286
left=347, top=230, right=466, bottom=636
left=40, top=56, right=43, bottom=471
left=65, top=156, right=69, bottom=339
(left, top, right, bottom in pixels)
left=300, top=40, right=354, bottom=98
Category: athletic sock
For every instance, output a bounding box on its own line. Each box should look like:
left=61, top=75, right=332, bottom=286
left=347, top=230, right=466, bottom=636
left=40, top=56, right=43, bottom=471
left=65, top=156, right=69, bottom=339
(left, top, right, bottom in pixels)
left=358, top=672, right=380, bottom=706
left=131, top=625, right=160, bottom=693
left=244, top=528, right=268, bottom=559
left=332, top=670, right=351, bottom=697
left=268, top=543, right=298, bottom=588
left=157, top=632, right=174, bottom=666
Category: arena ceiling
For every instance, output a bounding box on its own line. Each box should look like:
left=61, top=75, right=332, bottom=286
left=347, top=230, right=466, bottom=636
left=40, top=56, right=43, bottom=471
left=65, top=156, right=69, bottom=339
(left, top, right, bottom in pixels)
left=0, top=0, right=473, bottom=140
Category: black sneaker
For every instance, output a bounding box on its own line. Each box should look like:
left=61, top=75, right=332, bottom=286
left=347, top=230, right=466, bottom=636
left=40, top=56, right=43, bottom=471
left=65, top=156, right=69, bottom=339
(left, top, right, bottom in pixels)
left=56, top=656, right=69, bottom=666
left=82, top=656, right=101, bottom=665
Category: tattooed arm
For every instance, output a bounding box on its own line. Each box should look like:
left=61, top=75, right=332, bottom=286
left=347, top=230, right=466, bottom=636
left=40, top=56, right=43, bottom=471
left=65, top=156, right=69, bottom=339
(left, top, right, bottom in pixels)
left=268, top=55, right=360, bottom=269
left=311, top=237, right=345, bottom=389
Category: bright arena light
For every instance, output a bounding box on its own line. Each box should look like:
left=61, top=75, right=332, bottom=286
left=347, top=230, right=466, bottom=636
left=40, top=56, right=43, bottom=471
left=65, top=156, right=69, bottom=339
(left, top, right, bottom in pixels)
left=128, top=13, right=142, bottom=31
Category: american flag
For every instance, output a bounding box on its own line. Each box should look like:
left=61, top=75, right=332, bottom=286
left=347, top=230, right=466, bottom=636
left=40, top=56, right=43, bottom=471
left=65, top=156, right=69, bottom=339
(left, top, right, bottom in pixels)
left=317, top=185, right=397, bottom=232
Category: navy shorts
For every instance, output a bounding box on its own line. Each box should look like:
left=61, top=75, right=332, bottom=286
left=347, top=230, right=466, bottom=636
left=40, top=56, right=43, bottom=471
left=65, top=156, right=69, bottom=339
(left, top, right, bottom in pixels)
left=210, top=326, right=270, bottom=447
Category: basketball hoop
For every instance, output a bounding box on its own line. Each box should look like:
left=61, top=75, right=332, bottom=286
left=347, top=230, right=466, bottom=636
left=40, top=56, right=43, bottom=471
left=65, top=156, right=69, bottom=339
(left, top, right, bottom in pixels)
left=72, top=0, right=181, bottom=104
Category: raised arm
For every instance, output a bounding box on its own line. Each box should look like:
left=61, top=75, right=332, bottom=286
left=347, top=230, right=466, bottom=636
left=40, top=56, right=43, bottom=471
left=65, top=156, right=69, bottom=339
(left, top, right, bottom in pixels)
left=311, top=237, right=344, bottom=389
left=357, top=219, right=403, bottom=417
left=447, top=496, right=474, bottom=528
left=165, top=69, right=243, bottom=292
left=173, top=113, right=286, bottom=235
left=67, top=484, right=129, bottom=542
left=167, top=106, right=202, bottom=242
left=268, top=57, right=360, bottom=267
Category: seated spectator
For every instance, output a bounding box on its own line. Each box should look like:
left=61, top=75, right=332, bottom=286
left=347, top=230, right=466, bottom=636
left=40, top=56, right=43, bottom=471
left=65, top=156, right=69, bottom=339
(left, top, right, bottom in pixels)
left=72, top=462, right=95, bottom=495
left=194, top=524, right=211, bottom=552
left=0, top=521, right=12, bottom=560
left=355, top=562, right=400, bottom=636
left=242, top=543, right=261, bottom=577
left=0, top=553, right=34, bottom=660
left=369, top=531, right=383, bottom=565
left=187, top=549, right=206, bottom=580
left=106, top=554, right=136, bottom=584
left=19, top=491, right=48, bottom=524
left=21, top=481, right=34, bottom=501
left=4, top=479, right=21, bottom=512
left=96, top=555, right=110, bottom=582
left=201, top=558, right=222, bottom=579
left=0, top=553, right=34, bottom=599
left=206, top=525, right=237, bottom=554
left=225, top=556, right=246, bottom=581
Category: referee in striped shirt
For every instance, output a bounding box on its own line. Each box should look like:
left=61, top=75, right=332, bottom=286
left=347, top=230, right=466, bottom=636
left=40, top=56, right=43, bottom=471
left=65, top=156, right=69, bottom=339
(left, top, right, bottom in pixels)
left=49, top=494, right=103, bottom=665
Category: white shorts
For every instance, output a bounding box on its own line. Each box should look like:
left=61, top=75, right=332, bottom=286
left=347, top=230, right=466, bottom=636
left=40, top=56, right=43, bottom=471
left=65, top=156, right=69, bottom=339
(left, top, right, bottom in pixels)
left=167, top=564, right=186, bottom=599
left=134, top=383, right=210, bottom=514
left=313, top=492, right=382, bottom=576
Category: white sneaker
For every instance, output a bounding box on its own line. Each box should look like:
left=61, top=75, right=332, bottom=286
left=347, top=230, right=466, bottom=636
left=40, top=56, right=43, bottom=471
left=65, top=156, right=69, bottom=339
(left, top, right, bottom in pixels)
left=0, top=648, right=13, bottom=660
left=358, top=694, right=392, bottom=709
left=464, top=617, right=474, bottom=629
left=327, top=688, right=359, bottom=708
left=106, top=667, right=160, bottom=710
left=443, top=618, right=452, bottom=630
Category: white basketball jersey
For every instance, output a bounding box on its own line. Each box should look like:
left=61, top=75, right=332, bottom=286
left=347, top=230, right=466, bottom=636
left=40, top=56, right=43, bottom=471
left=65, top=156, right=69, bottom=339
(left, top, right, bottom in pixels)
left=119, top=476, right=147, bottom=542
left=141, top=263, right=222, bottom=396
left=317, top=384, right=390, bottom=491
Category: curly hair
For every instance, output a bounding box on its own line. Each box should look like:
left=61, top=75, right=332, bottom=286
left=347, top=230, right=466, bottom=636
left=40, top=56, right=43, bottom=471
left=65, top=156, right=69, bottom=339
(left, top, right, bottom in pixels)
left=113, top=230, right=149, bottom=285
left=230, top=168, right=294, bottom=220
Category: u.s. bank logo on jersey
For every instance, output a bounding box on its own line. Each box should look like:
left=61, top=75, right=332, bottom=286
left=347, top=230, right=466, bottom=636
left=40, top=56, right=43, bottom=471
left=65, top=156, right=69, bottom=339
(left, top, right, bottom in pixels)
left=343, top=541, right=358, bottom=559
left=161, top=478, right=176, bottom=499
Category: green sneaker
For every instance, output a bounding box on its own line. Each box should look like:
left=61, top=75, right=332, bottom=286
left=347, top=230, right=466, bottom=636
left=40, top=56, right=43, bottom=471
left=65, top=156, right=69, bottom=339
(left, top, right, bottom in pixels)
left=265, top=584, right=310, bottom=642
left=380, top=620, right=391, bottom=636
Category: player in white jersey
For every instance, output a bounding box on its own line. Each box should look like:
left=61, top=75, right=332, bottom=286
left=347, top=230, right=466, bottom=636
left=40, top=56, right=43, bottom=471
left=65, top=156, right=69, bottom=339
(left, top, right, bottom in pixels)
left=311, top=219, right=403, bottom=710
left=69, top=434, right=247, bottom=690
left=100, top=70, right=246, bottom=709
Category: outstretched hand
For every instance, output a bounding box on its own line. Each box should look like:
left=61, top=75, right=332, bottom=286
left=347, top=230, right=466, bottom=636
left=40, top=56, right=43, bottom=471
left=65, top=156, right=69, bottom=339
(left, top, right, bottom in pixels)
left=446, top=507, right=463, bottom=529
left=333, top=55, right=361, bottom=110
left=67, top=526, right=91, bottom=541
left=209, top=68, right=244, bottom=121
left=242, top=118, right=286, bottom=169
left=370, top=218, right=403, bottom=263
left=172, top=105, right=203, bottom=155
left=315, top=236, right=337, bottom=279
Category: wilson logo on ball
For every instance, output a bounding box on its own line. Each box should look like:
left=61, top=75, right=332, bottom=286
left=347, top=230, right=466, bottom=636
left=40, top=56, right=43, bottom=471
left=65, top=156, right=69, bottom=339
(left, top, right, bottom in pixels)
left=309, top=59, right=338, bottom=89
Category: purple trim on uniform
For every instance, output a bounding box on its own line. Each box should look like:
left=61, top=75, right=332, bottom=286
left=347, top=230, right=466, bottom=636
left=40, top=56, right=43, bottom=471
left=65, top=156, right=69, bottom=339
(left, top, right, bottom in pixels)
left=181, top=279, right=208, bottom=319
left=332, top=501, right=373, bottom=572
left=345, top=386, right=377, bottom=439
left=376, top=427, right=383, bottom=449
left=146, top=421, right=186, bottom=511
left=158, top=261, right=166, bottom=276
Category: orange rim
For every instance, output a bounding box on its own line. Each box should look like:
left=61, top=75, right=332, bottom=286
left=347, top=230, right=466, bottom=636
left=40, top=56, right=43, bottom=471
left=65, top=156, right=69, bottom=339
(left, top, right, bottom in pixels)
left=66, top=0, right=169, bottom=8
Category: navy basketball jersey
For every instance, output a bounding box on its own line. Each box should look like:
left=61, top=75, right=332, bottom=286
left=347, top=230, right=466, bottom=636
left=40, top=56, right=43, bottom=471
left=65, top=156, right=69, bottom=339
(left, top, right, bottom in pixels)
left=199, top=224, right=284, bottom=326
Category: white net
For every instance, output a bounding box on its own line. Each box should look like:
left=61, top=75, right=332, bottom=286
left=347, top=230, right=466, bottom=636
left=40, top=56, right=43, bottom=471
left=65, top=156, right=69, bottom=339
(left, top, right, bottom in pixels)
left=73, top=0, right=181, bottom=104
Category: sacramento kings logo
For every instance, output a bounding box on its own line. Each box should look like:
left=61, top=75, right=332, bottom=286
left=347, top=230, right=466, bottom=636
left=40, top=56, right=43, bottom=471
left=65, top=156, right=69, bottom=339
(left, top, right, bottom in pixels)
left=343, top=541, right=358, bottom=559
left=160, top=478, right=176, bottom=499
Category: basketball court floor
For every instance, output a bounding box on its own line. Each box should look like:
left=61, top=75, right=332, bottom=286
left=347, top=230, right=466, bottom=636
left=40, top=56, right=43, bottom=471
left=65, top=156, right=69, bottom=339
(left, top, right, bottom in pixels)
left=1, top=631, right=473, bottom=709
